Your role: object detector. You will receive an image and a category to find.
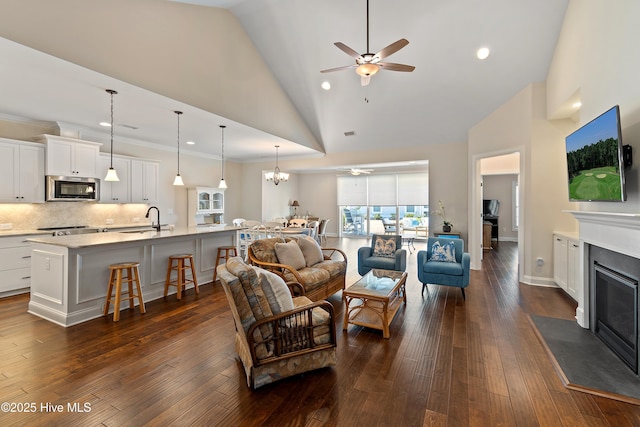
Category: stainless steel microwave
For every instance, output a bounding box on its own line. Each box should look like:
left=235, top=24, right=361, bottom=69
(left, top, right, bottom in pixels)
left=45, top=176, right=100, bottom=202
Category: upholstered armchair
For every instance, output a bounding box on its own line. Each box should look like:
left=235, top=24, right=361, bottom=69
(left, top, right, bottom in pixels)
left=357, top=234, right=407, bottom=276
left=217, top=257, right=337, bottom=389
left=417, top=237, right=470, bottom=299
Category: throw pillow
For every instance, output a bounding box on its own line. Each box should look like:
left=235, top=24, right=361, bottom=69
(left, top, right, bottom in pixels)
left=297, top=235, right=324, bottom=267
left=372, top=235, right=397, bottom=258
left=253, top=266, right=295, bottom=313
left=429, top=240, right=457, bottom=262
left=274, top=240, right=306, bottom=270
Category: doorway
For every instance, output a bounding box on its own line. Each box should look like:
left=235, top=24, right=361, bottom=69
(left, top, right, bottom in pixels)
left=471, top=150, right=523, bottom=278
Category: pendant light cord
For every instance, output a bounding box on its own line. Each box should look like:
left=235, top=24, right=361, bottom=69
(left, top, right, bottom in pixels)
left=175, top=111, right=182, bottom=174
left=107, top=89, right=117, bottom=168
left=220, top=125, right=226, bottom=179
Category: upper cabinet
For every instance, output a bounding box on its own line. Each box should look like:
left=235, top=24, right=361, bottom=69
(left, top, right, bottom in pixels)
left=38, top=135, right=100, bottom=178
left=130, top=159, right=159, bottom=204
left=191, top=187, right=224, bottom=214
left=98, top=154, right=131, bottom=203
left=0, top=138, right=45, bottom=203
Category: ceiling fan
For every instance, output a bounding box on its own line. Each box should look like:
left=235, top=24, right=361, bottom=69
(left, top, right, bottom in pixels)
left=340, top=168, right=374, bottom=176
left=320, top=0, right=415, bottom=86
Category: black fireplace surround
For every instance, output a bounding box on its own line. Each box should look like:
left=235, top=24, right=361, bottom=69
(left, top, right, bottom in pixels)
left=590, top=246, right=639, bottom=374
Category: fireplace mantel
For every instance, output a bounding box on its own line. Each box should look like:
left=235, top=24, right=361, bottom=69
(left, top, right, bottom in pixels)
left=567, top=209, right=640, bottom=328
left=566, top=210, right=640, bottom=230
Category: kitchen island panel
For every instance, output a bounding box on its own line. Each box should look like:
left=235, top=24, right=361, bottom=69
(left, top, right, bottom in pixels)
left=198, top=233, right=236, bottom=277
left=76, top=246, right=145, bottom=303
left=31, top=248, right=66, bottom=305
left=27, top=227, right=239, bottom=326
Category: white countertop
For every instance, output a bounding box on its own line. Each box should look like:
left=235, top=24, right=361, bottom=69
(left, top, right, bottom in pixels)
left=26, top=225, right=241, bottom=249
left=0, top=229, right=51, bottom=237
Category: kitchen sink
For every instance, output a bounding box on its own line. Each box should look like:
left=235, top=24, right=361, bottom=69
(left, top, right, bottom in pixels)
left=119, top=229, right=157, bottom=234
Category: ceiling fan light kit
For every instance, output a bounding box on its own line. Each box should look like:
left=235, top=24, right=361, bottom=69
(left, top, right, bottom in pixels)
left=320, top=0, right=415, bottom=86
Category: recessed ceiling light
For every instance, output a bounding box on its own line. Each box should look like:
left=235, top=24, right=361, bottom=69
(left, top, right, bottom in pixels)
left=99, top=122, right=111, bottom=127
left=476, top=47, right=490, bottom=60
left=321, top=81, right=331, bottom=90
left=186, top=140, right=195, bottom=145
left=572, top=102, right=582, bottom=108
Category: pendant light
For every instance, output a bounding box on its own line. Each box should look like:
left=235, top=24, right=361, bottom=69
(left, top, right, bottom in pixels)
left=218, top=125, right=228, bottom=189
left=172, top=110, right=184, bottom=186
left=104, top=89, right=120, bottom=182
left=265, top=145, right=289, bottom=185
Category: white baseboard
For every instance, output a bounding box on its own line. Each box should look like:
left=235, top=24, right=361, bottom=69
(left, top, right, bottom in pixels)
left=521, top=274, right=558, bottom=287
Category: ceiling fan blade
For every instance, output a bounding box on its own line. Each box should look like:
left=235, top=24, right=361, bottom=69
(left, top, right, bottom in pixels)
left=375, top=38, right=409, bottom=61
left=361, top=75, right=371, bottom=86
left=334, top=42, right=363, bottom=60
left=378, top=62, right=415, bottom=72
left=320, top=64, right=356, bottom=73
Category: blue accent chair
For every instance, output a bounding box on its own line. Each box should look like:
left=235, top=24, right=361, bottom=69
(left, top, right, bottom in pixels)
left=357, top=234, right=407, bottom=276
left=417, top=237, right=470, bottom=299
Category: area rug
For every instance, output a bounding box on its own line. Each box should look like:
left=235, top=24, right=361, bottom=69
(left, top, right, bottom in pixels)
left=529, top=315, right=640, bottom=405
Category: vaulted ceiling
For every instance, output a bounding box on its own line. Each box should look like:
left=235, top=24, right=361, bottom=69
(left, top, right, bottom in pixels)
left=0, top=0, right=569, bottom=166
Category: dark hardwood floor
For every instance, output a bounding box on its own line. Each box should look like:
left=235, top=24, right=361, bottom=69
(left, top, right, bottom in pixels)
left=1, top=238, right=639, bottom=426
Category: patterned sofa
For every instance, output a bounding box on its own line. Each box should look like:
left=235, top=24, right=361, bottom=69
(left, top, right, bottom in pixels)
left=217, top=257, right=337, bottom=389
left=247, top=236, right=347, bottom=301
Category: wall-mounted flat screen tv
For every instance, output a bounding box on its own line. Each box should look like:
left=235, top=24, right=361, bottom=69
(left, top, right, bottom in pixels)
left=565, top=105, right=627, bottom=202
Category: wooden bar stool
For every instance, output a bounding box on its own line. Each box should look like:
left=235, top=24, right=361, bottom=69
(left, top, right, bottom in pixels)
left=165, top=254, right=198, bottom=300
left=213, top=246, right=238, bottom=282
left=104, top=262, right=146, bottom=322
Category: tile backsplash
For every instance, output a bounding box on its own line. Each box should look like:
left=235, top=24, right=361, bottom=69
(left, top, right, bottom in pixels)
left=0, top=203, right=155, bottom=230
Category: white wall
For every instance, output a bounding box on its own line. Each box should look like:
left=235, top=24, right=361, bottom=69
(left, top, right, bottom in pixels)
left=547, top=0, right=640, bottom=212
left=469, top=82, right=575, bottom=284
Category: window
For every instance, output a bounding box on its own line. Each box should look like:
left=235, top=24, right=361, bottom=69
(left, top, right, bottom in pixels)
left=337, top=173, right=429, bottom=237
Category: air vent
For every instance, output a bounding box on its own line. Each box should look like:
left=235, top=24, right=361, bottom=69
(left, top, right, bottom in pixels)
left=344, top=131, right=356, bottom=137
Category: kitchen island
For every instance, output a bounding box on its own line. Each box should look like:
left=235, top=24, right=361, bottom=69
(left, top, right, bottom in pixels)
left=27, top=225, right=240, bottom=327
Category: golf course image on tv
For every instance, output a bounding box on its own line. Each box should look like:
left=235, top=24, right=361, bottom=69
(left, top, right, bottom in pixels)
left=565, top=106, right=625, bottom=201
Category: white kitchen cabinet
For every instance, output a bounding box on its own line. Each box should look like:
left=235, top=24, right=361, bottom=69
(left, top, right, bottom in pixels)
left=0, top=235, right=35, bottom=296
left=131, top=159, right=159, bottom=204
left=0, top=138, right=45, bottom=203
left=40, top=135, right=100, bottom=178
left=98, top=154, right=131, bottom=203
left=187, top=187, right=225, bottom=226
left=553, top=232, right=579, bottom=301
left=189, top=187, right=224, bottom=214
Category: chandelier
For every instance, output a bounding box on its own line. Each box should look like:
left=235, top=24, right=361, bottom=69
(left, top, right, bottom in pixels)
left=264, top=145, right=289, bottom=185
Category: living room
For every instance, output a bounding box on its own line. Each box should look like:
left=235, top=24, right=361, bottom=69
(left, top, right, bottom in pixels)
left=1, top=0, right=640, bottom=423
left=0, top=0, right=638, bottom=325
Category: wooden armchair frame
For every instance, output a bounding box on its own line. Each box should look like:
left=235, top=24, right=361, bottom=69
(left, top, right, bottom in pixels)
left=247, top=300, right=337, bottom=366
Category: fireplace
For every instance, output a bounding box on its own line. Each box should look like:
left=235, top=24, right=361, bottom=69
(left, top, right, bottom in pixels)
left=568, top=210, right=640, bottom=377
left=592, top=261, right=638, bottom=373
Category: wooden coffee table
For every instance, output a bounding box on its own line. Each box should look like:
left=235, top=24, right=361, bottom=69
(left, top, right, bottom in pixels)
left=343, top=269, right=407, bottom=338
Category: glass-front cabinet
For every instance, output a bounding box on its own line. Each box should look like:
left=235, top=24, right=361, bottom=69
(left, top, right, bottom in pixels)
left=197, top=190, right=212, bottom=212
left=194, top=187, right=223, bottom=213
left=188, top=187, right=225, bottom=227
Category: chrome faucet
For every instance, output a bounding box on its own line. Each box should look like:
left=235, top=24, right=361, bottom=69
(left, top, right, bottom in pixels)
left=145, top=206, right=161, bottom=232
